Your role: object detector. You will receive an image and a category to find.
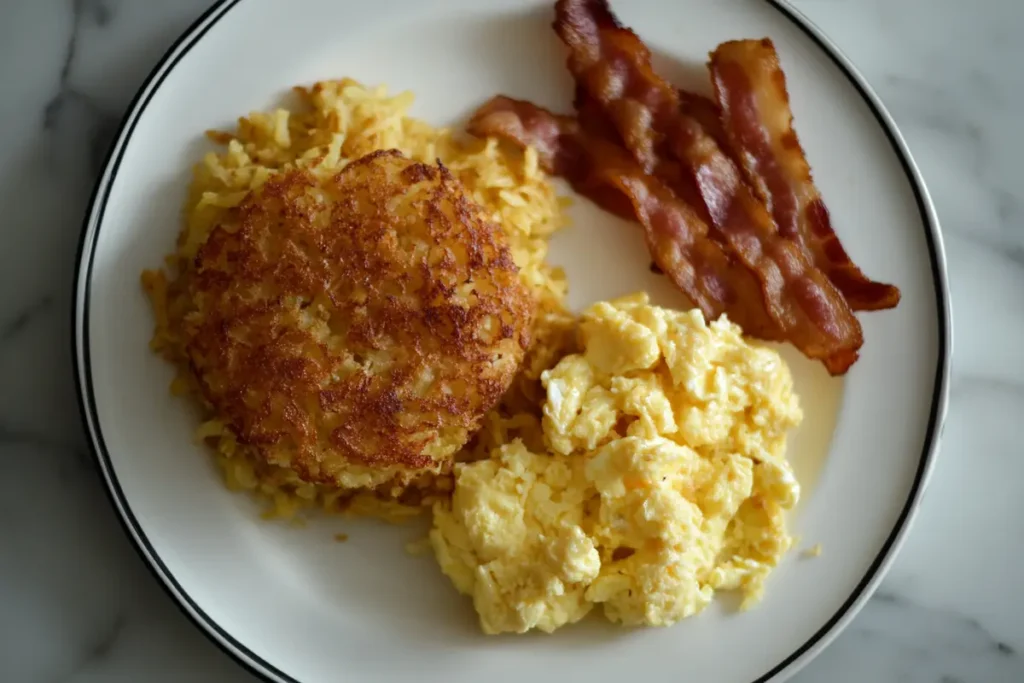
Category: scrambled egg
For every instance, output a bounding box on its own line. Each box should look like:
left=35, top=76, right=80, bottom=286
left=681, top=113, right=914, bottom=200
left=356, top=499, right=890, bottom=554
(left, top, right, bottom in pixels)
left=430, top=441, right=599, bottom=634
left=430, top=293, right=803, bottom=634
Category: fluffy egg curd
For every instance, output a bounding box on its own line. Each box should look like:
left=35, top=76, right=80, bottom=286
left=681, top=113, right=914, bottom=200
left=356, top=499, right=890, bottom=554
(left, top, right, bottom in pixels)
left=429, top=293, right=803, bottom=634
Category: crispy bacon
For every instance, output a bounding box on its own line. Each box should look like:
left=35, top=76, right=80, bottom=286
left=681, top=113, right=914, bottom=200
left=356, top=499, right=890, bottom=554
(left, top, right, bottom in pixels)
left=710, top=39, right=900, bottom=311
left=574, top=83, right=725, bottom=225
left=468, top=96, right=781, bottom=340
left=677, top=91, right=730, bottom=155
left=674, top=113, right=862, bottom=372
left=553, top=0, right=863, bottom=373
left=577, top=82, right=733, bottom=164
left=574, top=88, right=718, bottom=235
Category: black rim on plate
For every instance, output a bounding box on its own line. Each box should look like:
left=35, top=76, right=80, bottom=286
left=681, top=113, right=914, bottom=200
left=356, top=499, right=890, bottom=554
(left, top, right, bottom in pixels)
left=71, top=1, right=952, bottom=681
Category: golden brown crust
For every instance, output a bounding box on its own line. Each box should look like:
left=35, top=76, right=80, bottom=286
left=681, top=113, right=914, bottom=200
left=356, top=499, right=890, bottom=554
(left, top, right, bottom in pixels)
left=182, top=150, right=535, bottom=486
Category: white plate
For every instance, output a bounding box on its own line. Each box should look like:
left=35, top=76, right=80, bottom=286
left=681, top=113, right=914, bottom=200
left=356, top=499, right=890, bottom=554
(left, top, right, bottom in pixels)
left=73, top=0, right=951, bottom=681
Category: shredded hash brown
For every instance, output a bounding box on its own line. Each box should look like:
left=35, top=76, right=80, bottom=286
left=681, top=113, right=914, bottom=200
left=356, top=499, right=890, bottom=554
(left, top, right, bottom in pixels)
left=186, top=152, right=535, bottom=488
left=142, top=80, right=574, bottom=520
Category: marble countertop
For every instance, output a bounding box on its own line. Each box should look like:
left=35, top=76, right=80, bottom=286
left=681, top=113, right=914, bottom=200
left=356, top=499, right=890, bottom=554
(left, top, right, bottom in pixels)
left=2, top=0, right=1021, bottom=681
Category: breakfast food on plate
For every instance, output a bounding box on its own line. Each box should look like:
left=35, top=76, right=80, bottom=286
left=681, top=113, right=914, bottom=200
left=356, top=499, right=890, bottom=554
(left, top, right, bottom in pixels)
left=468, top=96, right=784, bottom=342
left=422, top=0, right=878, bottom=632
left=708, top=39, right=901, bottom=311
left=470, top=0, right=899, bottom=376
left=556, top=0, right=872, bottom=374
left=143, top=79, right=570, bottom=518
left=430, top=294, right=802, bottom=634
left=141, top=0, right=851, bottom=635
left=175, top=151, right=534, bottom=490
left=430, top=440, right=598, bottom=634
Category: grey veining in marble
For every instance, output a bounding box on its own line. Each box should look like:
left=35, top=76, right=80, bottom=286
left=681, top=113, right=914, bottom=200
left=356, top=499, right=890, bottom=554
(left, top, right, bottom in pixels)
left=1, top=0, right=1022, bottom=681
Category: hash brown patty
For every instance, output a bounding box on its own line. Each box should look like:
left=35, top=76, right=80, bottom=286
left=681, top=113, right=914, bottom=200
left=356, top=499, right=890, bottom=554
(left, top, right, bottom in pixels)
left=182, top=150, right=536, bottom=489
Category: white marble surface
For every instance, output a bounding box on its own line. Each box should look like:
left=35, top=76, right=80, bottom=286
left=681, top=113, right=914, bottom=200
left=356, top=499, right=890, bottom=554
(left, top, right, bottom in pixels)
left=0, top=0, right=1021, bottom=681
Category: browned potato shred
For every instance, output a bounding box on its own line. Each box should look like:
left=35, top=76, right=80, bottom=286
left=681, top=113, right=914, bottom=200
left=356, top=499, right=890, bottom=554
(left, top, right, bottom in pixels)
left=142, top=80, right=571, bottom=520
left=185, top=151, right=534, bottom=488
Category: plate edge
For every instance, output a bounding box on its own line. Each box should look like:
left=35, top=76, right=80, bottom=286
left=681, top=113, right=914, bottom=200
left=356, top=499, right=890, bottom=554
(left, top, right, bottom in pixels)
left=69, top=1, right=291, bottom=681
left=759, top=1, right=952, bottom=681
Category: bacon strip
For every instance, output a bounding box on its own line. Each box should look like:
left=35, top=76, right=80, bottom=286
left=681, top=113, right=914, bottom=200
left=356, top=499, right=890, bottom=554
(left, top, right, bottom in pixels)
left=577, top=82, right=733, bottom=165
left=574, top=82, right=726, bottom=225
left=677, top=90, right=731, bottom=156
left=710, top=39, right=901, bottom=311
left=554, top=0, right=862, bottom=373
left=468, top=96, right=781, bottom=341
